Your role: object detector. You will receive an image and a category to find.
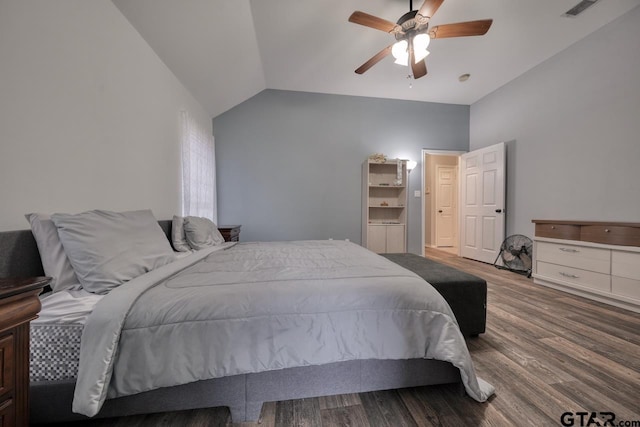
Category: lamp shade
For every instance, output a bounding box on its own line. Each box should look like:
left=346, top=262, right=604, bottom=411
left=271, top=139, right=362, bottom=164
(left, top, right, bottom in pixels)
left=392, top=35, right=431, bottom=66
left=391, top=40, right=409, bottom=66
left=413, top=33, right=430, bottom=63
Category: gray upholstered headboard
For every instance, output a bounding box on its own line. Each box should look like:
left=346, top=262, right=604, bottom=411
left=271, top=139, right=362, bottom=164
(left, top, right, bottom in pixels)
left=0, top=220, right=172, bottom=278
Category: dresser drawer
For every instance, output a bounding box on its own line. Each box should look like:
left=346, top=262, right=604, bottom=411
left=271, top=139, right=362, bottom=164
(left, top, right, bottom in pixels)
left=535, top=223, right=581, bottom=240
left=580, top=225, right=640, bottom=246
left=612, top=276, right=640, bottom=301
left=536, top=241, right=610, bottom=274
left=612, top=251, right=640, bottom=280
left=536, top=261, right=611, bottom=293
left=0, top=334, right=14, bottom=398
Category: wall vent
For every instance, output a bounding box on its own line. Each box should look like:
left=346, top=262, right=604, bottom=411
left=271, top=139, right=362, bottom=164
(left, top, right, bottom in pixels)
left=563, top=0, right=600, bottom=17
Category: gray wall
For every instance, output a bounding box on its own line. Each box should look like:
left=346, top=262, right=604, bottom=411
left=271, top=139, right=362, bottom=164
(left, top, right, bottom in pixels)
left=470, top=6, right=640, bottom=239
left=214, top=89, right=469, bottom=254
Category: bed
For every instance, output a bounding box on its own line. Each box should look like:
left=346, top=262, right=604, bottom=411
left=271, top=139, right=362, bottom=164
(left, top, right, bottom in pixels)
left=0, top=211, right=493, bottom=423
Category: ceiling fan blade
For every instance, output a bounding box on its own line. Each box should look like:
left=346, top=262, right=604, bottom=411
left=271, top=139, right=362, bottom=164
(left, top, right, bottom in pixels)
left=417, top=0, right=445, bottom=21
left=412, top=59, right=428, bottom=79
left=409, top=46, right=428, bottom=79
left=429, top=19, right=493, bottom=38
left=355, top=45, right=393, bottom=75
left=349, top=11, right=400, bottom=34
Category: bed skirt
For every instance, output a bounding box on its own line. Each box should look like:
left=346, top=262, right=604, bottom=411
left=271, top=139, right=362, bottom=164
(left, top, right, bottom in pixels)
left=31, top=358, right=461, bottom=423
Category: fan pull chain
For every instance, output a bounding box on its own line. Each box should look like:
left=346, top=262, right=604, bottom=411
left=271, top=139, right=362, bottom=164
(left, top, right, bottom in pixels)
left=407, top=74, right=413, bottom=88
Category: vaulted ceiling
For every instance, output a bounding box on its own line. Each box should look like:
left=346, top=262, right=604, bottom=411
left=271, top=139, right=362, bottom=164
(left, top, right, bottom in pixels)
left=112, top=0, right=640, bottom=118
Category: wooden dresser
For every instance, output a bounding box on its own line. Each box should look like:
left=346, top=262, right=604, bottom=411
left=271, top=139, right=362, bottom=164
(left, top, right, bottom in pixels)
left=532, top=220, right=640, bottom=313
left=0, top=277, right=49, bottom=427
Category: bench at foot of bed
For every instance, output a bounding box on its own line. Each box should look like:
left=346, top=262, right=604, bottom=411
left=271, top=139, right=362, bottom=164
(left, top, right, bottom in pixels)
left=381, top=253, right=487, bottom=336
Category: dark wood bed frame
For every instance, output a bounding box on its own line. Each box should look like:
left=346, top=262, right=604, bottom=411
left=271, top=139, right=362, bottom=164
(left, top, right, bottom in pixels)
left=0, top=221, right=462, bottom=424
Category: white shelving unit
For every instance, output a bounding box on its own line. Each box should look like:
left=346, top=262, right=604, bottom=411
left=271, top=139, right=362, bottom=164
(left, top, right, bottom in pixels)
left=362, top=159, right=408, bottom=253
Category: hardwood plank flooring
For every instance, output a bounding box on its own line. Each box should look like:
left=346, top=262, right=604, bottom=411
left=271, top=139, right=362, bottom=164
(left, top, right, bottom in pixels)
left=56, top=248, right=640, bottom=427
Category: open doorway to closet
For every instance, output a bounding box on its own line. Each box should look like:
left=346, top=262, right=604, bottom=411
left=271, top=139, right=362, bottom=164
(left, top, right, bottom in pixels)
left=422, top=150, right=464, bottom=256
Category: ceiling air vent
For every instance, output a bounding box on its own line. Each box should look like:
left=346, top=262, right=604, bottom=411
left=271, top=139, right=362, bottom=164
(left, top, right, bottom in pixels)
left=563, top=0, right=600, bottom=17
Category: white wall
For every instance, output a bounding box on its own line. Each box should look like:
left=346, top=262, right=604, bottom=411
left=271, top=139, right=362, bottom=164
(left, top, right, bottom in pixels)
left=470, top=6, right=640, bottom=239
left=112, top=0, right=266, bottom=118
left=0, top=0, right=211, bottom=231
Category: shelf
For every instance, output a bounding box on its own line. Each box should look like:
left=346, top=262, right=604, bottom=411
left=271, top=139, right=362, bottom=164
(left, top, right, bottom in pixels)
left=369, top=160, right=403, bottom=166
left=363, top=158, right=408, bottom=253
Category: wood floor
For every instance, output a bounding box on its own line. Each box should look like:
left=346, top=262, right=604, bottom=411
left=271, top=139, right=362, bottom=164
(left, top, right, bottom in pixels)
left=62, top=248, right=640, bottom=427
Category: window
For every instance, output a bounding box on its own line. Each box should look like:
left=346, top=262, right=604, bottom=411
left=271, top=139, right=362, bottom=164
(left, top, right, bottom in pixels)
left=180, top=110, right=217, bottom=222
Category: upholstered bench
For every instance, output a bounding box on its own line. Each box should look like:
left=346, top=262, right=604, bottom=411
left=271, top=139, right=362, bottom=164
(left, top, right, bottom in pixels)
left=381, top=253, right=487, bottom=336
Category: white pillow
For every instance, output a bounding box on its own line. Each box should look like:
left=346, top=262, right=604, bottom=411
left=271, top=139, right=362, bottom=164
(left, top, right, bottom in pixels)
left=171, top=215, right=192, bottom=252
left=51, top=209, right=176, bottom=294
left=183, top=216, right=225, bottom=250
left=25, top=213, right=80, bottom=293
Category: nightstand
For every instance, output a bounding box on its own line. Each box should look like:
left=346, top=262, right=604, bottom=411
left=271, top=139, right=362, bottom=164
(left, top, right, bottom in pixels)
left=0, top=277, right=49, bottom=427
left=218, top=225, right=241, bottom=242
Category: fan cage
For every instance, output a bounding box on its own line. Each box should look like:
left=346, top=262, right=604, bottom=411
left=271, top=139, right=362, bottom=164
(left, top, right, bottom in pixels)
left=494, top=234, right=533, bottom=277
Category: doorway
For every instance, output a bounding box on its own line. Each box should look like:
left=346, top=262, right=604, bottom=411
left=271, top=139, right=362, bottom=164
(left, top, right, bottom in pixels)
left=421, top=143, right=506, bottom=263
left=422, top=150, right=462, bottom=255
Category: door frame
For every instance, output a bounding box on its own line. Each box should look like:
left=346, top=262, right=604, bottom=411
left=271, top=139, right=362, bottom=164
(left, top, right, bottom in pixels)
left=421, top=149, right=465, bottom=257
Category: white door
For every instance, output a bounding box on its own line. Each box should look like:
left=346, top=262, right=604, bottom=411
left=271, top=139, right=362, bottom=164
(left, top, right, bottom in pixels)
left=460, top=142, right=506, bottom=263
left=435, top=165, right=456, bottom=247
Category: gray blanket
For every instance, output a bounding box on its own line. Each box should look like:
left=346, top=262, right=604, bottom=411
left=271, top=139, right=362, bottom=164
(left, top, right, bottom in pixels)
left=73, top=240, right=494, bottom=416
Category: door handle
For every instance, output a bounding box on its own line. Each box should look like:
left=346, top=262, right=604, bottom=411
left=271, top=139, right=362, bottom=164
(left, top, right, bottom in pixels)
left=495, top=209, right=502, bottom=213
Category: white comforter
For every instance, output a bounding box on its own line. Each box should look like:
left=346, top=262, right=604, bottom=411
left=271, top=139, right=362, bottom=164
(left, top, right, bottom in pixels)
left=73, top=240, right=494, bottom=416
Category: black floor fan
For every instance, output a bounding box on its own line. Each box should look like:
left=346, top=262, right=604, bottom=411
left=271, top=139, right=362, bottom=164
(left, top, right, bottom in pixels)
left=494, top=234, right=533, bottom=277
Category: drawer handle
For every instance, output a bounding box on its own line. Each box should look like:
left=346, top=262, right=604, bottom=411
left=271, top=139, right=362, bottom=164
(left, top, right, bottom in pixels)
left=604, top=229, right=610, bottom=233
left=551, top=226, right=556, bottom=229
left=559, top=272, right=579, bottom=279
left=558, top=247, right=579, bottom=253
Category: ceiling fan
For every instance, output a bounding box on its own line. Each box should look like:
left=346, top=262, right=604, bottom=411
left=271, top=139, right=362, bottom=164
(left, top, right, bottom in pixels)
left=348, top=0, right=493, bottom=79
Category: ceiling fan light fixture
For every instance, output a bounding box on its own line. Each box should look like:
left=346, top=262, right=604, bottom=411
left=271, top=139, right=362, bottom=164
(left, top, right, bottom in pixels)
left=414, top=47, right=430, bottom=62
left=413, top=33, right=430, bottom=50
left=392, top=40, right=409, bottom=65
left=394, top=56, right=409, bottom=66
left=413, top=33, right=430, bottom=62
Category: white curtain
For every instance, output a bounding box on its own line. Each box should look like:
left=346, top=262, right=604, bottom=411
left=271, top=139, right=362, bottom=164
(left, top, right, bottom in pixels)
left=181, top=110, right=217, bottom=222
